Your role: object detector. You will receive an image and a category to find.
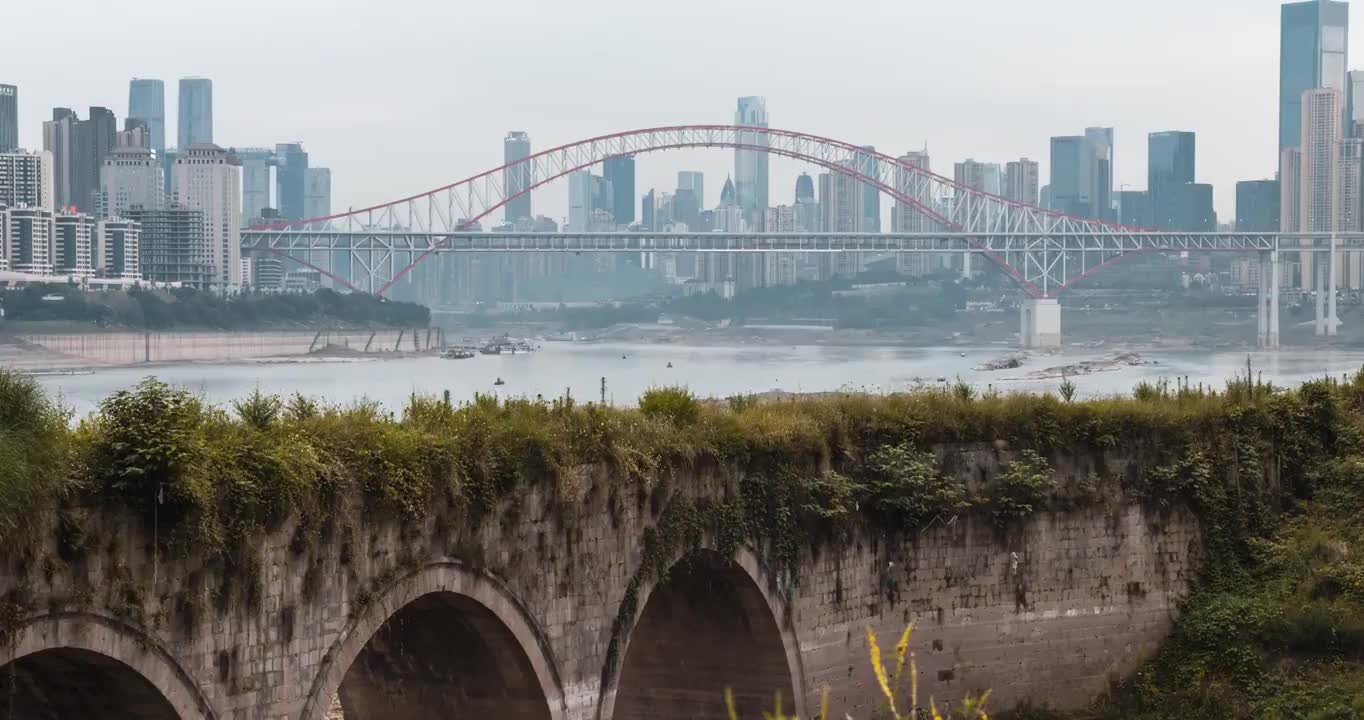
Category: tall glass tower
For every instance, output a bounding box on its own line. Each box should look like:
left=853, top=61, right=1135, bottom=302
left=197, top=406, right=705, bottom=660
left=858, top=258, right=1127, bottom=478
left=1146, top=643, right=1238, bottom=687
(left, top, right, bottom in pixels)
left=734, top=96, right=769, bottom=214
left=128, top=79, right=165, bottom=153
left=177, top=78, right=213, bottom=147
left=0, top=84, right=16, bottom=152
left=1280, top=1, right=1349, bottom=150
left=503, top=131, right=532, bottom=223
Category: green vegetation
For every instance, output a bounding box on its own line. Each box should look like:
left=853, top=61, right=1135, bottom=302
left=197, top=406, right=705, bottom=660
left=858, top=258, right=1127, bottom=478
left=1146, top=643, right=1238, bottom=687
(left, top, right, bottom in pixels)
left=0, top=285, right=429, bottom=330
left=4, top=367, right=1364, bottom=714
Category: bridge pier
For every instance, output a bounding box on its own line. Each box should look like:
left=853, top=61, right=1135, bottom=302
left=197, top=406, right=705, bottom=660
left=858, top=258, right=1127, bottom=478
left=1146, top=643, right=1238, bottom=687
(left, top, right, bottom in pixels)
left=1020, top=298, right=1061, bottom=349
left=1258, top=251, right=1281, bottom=349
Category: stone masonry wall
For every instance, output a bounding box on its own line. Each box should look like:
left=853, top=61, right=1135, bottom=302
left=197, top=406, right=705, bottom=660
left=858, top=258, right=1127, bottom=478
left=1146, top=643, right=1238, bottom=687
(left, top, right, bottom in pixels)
left=0, top=446, right=1201, bottom=720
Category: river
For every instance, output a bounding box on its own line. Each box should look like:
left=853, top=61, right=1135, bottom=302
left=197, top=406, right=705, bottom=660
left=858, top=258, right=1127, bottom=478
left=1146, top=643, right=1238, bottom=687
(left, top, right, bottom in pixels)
left=29, top=342, right=1364, bottom=416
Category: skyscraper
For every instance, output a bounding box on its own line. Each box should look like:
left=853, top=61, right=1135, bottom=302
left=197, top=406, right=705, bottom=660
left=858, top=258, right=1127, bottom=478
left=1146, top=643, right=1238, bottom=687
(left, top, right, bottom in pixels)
left=99, top=135, right=162, bottom=219
left=1005, top=159, right=1040, bottom=205
left=172, top=144, right=241, bottom=289
left=1235, top=180, right=1282, bottom=231
left=177, top=78, right=213, bottom=147
left=734, top=96, right=769, bottom=215
left=503, top=131, right=531, bottom=222
left=678, top=171, right=704, bottom=208
left=641, top=189, right=656, bottom=231
left=1049, top=136, right=1090, bottom=217
left=857, top=146, right=881, bottom=231
left=73, top=107, right=117, bottom=215
left=1300, top=88, right=1343, bottom=289
left=795, top=172, right=818, bottom=233
left=603, top=155, right=635, bottom=225
left=0, top=84, right=16, bottom=153
left=128, top=79, right=165, bottom=153
left=1085, top=127, right=1114, bottom=221
left=1281, top=1, right=1349, bottom=151
left=43, top=109, right=78, bottom=210
left=1148, top=131, right=1196, bottom=229
left=305, top=168, right=332, bottom=220
left=1350, top=70, right=1364, bottom=135
left=274, top=142, right=309, bottom=222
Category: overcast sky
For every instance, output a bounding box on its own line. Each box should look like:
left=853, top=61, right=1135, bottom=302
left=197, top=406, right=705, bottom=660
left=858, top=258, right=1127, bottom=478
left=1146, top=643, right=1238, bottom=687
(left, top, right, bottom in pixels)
left=4, top=0, right=1341, bottom=224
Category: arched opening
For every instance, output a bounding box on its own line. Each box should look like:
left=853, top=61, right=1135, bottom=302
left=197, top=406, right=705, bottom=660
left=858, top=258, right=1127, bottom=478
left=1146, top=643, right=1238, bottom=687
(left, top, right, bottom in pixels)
left=613, top=551, right=795, bottom=720
left=336, top=591, right=551, bottom=720
left=0, top=647, right=183, bottom=719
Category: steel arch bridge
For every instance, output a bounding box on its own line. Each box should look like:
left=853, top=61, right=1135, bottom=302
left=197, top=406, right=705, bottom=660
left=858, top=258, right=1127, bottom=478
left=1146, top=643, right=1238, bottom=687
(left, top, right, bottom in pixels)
left=241, top=125, right=1195, bottom=297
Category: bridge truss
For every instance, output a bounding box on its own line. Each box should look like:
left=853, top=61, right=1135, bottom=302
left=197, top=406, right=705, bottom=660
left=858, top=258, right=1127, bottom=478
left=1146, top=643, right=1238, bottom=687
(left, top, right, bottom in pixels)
left=239, top=125, right=1320, bottom=296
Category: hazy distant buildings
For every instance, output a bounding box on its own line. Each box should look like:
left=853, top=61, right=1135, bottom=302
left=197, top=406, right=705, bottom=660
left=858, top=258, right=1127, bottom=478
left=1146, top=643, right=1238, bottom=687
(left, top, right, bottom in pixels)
left=503, top=131, right=532, bottom=222
left=568, top=170, right=614, bottom=231
left=641, top=189, right=655, bottom=231
left=172, top=144, right=240, bottom=289
left=304, top=167, right=331, bottom=220
left=128, top=79, right=166, bottom=153
left=43, top=107, right=117, bottom=214
left=42, top=109, right=78, bottom=209
left=0, top=84, right=15, bottom=153
left=892, top=150, right=935, bottom=276
left=0, top=150, right=55, bottom=211
left=52, top=214, right=96, bottom=277
left=1005, top=159, right=1040, bottom=205
left=274, top=142, right=308, bottom=222
left=678, top=171, right=704, bottom=209
left=1298, top=88, right=1343, bottom=289
left=1049, top=130, right=1113, bottom=220
left=1148, top=131, right=1197, bottom=229
left=603, top=155, right=635, bottom=225
left=1117, top=190, right=1150, bottom=227
left=1085, top=127, right=1114, bottom=221
left=1236, top=180, right=1282, bottom=231
left=1280, top=147, right=1304, bottom=233
left=1280, top=0, right=1349, bottom=150
left=954, top=159, right=1002, bottom=194
left=734, top=96, right=769, bottom=217
left=857, top=146, right=881, bottom=231
left=177, top=78, right=213, bottom=147
left=794, top=172, right=818, bottom=233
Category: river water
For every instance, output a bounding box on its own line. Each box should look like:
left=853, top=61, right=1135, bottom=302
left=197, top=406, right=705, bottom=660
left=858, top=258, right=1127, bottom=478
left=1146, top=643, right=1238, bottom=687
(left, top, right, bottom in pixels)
left=29, top=342, right=1364, bottom=416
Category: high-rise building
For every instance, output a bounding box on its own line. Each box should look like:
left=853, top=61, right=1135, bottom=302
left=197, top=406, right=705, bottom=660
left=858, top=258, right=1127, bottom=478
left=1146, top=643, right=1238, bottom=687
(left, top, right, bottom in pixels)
left=53, top=214, right=97, bottom=277
left=1300, top=88, right=1343, bottom=288
left=641, top=189, right=655, bottom=231
left=734, top=96, right=769, bottom=214
left=1281, top=147, right=1304, bottom=233
left=1005, top=158, right=1040, bottom=205
left=128, top=79, right=166, bottom=153
left=678, top=171, right=705, bottom=208
left=1117, top=190, right=1151, bottom=227
left=73, top=107, right=117, bottom=215
left=719, top=176, right=736, bottom=207
left=99, top=137, right=162, bottom=219
left=857, top=146, right=881, bottom=231
left=795, top=172, right=818, bottom=232
left=96, top=218, right=141, bottom=279
left=1281, top=1, right=1349, bottom=150
left=1149, top=131, right=1197, bottom=229
left=0, top=151, right=55, bottom=211
left=1343, top=138, right=1364, bottom=287
left=820, top=160, right=867, bottom=276
left=1085, top=127, right=1114, bottom=221
left=4, top=207, right=55, bottom=274
left=1236, top=180, right=1282, bottom=231
left=273, top=142, right=309, bottom=222
left=0, top=84, right=16, bottom=153
left=1049, top=136, right=1090, bottom=217
left=172, top=144, right=241, bottom=289
left=43, top=109, right=78, bottom=210
left=1350, top=70, right=1364, bottom=135
left=954, top=159, right=997, bottom=192
left=503, top=131, right=532, bottom=222
left=177, top=78, right=214, bottom=147
left=1301, top=88, right=1342, bottom=232
left=235, top=148, right=274, bottom=226
left=603, top=155, right=635, bottom=225
left=126, top=205, right=213, bottom=286
left=567, top=171, right=595, bottom=231
left=305, top=167, right=331, bottom=220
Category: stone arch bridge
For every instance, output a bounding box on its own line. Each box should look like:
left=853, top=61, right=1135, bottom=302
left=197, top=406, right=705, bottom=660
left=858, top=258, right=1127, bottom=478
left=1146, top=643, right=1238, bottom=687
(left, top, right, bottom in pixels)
left=0, top=455, right=1198, bottom=719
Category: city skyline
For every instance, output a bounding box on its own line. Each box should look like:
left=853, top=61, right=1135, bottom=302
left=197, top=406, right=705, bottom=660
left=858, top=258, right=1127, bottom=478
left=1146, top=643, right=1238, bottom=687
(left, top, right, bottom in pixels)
left=4, top=0, right=1358, bottom=226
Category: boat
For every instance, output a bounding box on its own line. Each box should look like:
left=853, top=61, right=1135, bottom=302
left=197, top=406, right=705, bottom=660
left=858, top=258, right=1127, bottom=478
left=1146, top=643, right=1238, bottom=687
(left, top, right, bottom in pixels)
left=494, top=377, right=506, bottom=386
left=441, top=348, right=476, bottom=360
left=666, top=362, right=673, bottom=368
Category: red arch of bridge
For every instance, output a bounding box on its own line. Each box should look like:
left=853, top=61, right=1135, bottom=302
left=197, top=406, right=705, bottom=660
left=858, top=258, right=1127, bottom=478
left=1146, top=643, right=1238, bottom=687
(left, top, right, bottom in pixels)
left=254, top=125, right=1144, bottom=298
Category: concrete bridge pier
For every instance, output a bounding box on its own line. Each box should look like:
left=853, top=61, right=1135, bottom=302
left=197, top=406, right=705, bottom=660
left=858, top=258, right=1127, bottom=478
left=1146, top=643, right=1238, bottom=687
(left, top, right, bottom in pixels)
left=1258, top=250, right=1281, bottom=349
left=1020, top=297, right=1061, bottom=349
